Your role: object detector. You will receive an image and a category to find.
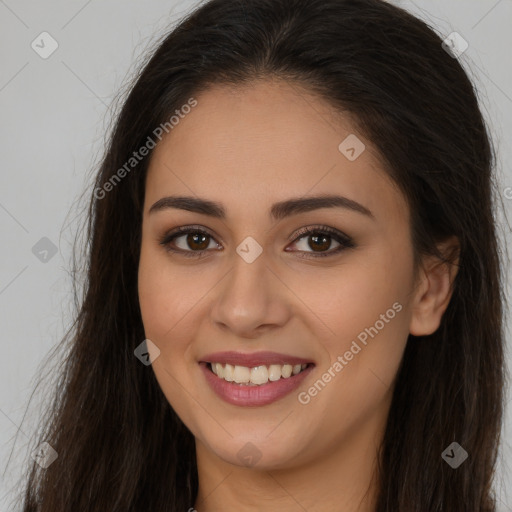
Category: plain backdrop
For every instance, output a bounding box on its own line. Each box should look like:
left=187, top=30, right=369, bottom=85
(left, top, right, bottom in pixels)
left=1, top=0, right=511, bottom=510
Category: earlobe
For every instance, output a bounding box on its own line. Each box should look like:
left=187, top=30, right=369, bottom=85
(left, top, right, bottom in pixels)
left=409, top=236, right=460, bottom=336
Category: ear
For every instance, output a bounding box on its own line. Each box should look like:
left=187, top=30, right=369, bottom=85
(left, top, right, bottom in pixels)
left=409, top=236, right=460, bottom=336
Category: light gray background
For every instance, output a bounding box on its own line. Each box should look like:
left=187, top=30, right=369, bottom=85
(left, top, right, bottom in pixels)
left=1, top=0, right=511, bottom=510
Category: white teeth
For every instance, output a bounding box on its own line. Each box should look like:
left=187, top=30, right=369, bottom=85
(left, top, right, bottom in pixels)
left=233, top=365, right=250, bottom=384
left=281, top=364, right=292, bottom=378
left=250, top=365, right=268, bottom=385
left=268, top=364, right=282, bottom=381
left=209, top=362, right=310, bottom=385
left=224, top=363, right=234, bottom=382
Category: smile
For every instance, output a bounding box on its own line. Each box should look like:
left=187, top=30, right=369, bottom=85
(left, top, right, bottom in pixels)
left=199, top=362, right=315, bottom=407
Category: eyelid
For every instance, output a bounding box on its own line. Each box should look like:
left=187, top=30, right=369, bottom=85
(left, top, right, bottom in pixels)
left=287, top=224, right=351, bottom=243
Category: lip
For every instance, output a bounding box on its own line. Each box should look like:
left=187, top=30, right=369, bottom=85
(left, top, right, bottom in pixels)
left=199, top=361, right=314, bottom=407
left=199, top=350, right=314, bottom=368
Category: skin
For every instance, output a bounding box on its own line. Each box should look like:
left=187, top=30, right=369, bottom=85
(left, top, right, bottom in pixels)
left=138, top=79, right=459, bottom=512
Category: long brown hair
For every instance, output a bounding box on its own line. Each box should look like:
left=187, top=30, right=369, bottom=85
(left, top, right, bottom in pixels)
left=10, top=0, right=508, bottom=510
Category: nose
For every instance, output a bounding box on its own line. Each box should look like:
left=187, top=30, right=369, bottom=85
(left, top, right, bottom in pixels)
left=210, top=248, right=291, bottom=339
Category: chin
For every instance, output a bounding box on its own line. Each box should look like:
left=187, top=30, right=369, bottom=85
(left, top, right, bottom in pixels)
left=205, top=434, right=306, bottom=471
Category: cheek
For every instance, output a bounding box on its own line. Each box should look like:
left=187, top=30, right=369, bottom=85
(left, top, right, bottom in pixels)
left=338, top=241, right=412, bottom=329
left=138, top=261, right=175, bottom=340
left=311, top=246, right=412, bottom=391
left=138, top=248, right=184, bottom=361
left=138, top=245, right=200, bottom=342
left=297, top=252, right=410, bottom=346
left=137, top=249, right=202, bottom=424
left=137, top=245, right=221, bottom=383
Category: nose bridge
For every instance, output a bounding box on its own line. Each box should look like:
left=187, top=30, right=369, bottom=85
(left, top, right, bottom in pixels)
left=226, top=238, right=270, bottom=309
left=211, top=237, right=288, bottom=335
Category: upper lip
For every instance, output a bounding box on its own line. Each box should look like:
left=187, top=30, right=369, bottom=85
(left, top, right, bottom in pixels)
left=199, top=351, right=314, bottom=368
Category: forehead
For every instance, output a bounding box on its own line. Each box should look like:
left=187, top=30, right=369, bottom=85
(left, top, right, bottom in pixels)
left=145, top=80, right=408, bottom=225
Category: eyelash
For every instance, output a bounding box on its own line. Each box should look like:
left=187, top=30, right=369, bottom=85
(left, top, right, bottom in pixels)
left=159, top=224, right=355, bottom=259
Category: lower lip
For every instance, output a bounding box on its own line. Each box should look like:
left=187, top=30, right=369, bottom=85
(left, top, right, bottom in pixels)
left=199, top=362, right=314, bottom=407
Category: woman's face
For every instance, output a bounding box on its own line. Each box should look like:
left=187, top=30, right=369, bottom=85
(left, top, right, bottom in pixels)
left=138, top=79, right=422, bottom=471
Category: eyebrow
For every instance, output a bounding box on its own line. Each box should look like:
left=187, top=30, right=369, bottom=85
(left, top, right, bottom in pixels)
left=148, top=194, right=374, bottom=221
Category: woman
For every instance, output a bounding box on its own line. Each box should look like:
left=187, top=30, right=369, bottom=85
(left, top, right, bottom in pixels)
left=14, top=0, right=507, bottom=510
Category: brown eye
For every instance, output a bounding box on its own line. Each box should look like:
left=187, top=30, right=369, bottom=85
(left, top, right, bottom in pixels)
left=303, top=233, right=334, bottom=252
left=160, top=226, right=219, bottom=257
left=182, top=232, right=210, bottom=251
left=287, top=226, right=354, bottom=258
